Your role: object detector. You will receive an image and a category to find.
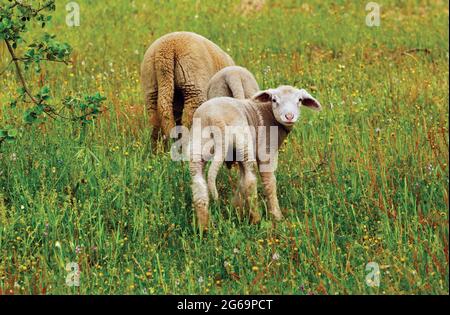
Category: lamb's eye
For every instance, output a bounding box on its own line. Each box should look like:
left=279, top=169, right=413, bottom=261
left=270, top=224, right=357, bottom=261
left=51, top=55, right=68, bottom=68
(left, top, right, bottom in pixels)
left=272, top=98, right=277, bottom=103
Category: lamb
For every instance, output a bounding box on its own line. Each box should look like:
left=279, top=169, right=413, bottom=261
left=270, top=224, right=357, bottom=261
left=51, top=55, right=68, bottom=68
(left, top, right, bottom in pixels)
left=140, top=32, right=235, bottom=142
left=207, top=66, right=260, bottom=100
left=189, top=86, right=322, bottom=229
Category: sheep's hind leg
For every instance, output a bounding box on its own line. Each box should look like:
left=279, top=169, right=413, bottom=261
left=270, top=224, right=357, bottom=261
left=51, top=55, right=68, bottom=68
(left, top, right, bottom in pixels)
left=232, top=163, right=246, bottom=218
left=181, top=86, right=206, bottom=129
left=241, top=161, right=261, bottom=224
left=190, top=159, right=209, bottom=230
left=145, top=91, right=164, bottom=152
left=207, top=152, right=225, bottom=201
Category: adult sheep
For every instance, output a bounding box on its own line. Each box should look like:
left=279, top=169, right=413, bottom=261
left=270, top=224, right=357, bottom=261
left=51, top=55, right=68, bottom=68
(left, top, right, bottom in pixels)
left=141, top=32, right=235, bottom=142
left=207, top=66, right=260, bottom=100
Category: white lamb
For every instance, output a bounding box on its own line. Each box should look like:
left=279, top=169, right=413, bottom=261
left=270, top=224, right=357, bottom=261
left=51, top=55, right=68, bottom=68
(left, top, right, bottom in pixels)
left=189, top=85, right=322, bottom=229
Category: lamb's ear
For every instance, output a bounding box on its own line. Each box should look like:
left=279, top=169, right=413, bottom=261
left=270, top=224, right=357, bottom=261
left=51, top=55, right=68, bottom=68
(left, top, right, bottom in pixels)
left=299, top=89, right=322, bottom=111
left=252, top=90, right=272, bottom=103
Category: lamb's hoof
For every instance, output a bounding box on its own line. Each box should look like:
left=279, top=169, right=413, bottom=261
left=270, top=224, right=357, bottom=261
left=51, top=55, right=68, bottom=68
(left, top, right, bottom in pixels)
left=196, top=213, right=210, bottom=231
left=200, top=225, right=209, bottom=234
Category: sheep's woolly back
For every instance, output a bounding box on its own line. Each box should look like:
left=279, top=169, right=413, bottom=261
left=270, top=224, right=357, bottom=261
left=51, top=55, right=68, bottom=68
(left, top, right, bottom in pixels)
left=207, top=66, right=260, bottom=100
left=141, top=32, right=235, bottom=137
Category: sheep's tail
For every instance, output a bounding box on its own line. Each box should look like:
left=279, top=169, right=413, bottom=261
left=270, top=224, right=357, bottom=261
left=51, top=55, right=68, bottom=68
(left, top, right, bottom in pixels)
left=155, top=48, right=176, bottom=137
left=208, top=159, right=223, bottom=201
left=225, top=72, right=246, bottom=99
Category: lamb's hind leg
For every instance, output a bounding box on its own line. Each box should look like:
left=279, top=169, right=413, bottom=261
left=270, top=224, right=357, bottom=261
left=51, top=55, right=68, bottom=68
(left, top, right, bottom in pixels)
left=232, top=163, right=246, bottom=216
left=190, top=159, right=209, bottom=230
left=207, top=130, right=226, bottom=201
left=208, top=159, right=224, bottom=201
left=241, top=160, right=261, bottom=224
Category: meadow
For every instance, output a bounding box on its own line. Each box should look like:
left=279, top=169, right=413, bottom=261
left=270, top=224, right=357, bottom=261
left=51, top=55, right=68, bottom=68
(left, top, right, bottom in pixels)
left=0, top=0, right=448, bottom=294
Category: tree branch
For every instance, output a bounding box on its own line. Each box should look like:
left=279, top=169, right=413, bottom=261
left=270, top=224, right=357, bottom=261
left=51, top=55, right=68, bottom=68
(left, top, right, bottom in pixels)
left=17, top=57, right=70, bottom=65
left=5, top=38, right=39, bottom=104
left=8, top=0, right=54, bottom=15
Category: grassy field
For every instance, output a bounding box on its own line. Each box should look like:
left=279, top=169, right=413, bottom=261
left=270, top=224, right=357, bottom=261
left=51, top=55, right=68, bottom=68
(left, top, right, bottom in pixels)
left=0, top=0, right=448, bottom=295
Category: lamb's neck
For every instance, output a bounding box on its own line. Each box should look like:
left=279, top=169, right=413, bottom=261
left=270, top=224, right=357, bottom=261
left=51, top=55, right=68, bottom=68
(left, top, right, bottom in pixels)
left=250, top=101, right=291, bottom=149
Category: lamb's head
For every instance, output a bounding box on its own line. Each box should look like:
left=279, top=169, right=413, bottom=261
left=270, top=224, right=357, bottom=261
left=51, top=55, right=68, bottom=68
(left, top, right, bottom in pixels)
left=252, top=85, right=322, bottom=127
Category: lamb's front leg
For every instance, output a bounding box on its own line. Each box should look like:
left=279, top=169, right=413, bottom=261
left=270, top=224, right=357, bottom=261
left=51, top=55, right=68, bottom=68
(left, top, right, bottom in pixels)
left=260, top=171, right=284, bottom=221
left=231, top=170, right=245, bottom=216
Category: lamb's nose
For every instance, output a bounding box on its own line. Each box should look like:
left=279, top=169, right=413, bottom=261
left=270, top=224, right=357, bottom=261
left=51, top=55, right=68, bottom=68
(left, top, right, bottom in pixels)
left=285, top=113, right=294, bottom=121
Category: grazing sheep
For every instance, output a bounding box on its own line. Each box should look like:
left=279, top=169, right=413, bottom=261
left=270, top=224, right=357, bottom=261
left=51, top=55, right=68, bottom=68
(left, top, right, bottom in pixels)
left=140, top=32, right=235, bottom=142
left=207, top=66, right=260, bottom=100
left=189, top=86, right=322, bottom=229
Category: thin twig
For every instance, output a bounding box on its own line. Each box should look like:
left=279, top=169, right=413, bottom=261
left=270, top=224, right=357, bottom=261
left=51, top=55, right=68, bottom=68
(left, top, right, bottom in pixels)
left=4, top=39, right=60, bottom=121
left=16, top=57, right=70, bottom=65
left=5, top=39, right=39, bottom=104
left=9, top=0, right=54, bottom=15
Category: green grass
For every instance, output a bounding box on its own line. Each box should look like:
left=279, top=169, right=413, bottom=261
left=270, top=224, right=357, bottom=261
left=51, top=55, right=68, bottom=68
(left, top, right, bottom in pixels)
left=0, top=0, right=448, bottom=294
